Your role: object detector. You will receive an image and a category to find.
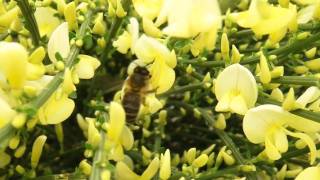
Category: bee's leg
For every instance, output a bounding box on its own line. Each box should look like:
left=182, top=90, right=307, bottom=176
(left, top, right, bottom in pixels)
left=143, top=86, right=159, bottom=94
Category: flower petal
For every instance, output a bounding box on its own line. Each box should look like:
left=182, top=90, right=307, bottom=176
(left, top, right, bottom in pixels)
left=0, top=97, right=16, bottom=129
left=40, top=94, right=75, bottom=124
left=108, top=102, right=125, bottom=142
left=243, top=104, right=288, bottom=143
left=296, top=167, right=320, bottom=180
left=115, top=161, right=139, bottom=180
left=215, top=64, right=258, bottom=109
left=0, top=42, right=28, bottom=89
left=48, top=22, right=70, bottom=63
left=76, top=55, right=101, bottom=79
left=35, top=7, right=61, bottom=37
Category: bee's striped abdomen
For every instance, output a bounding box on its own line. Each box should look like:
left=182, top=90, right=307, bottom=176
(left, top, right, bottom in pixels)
left=122, top=91, right=141, bottom=122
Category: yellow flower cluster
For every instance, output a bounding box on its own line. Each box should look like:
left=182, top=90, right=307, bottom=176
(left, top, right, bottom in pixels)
left=231, top=0, right=297, bottom=44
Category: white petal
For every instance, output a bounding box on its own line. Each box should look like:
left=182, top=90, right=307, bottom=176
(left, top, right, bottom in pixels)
left=243, top=105, right=288, bottom=144
left=48, top=22, right=70, bottom=63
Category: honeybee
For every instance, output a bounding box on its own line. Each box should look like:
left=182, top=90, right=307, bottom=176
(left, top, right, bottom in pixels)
left=121, top=66, right=152, bottom=123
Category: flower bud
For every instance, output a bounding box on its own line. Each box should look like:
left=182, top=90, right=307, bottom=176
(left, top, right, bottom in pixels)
left=305, top=58, right=320, bottom=71
left=305, top=47, right=317, bottom=59
left=142, top=146, right=152, bottom=159
left=231, top=45, right=241, bottom=64
left=141, top=157, right=160, bottom=179
left=192, top=154, right=208, bottom=168
left=79, top=159, right=92, bottom=175
left=14, top=144, right=26, bottom=158
left=271, top=88, right=284, bottom=102
left=214, top=113, right=226, bottom=130
left=160, top=149, right=171, bottom=180
left=202, top=72, right=211, bottom=82
left=222, top=151, right=235, bottom=166
left=294, top=66, right=309, bottom=74
left=207, top=152, right=215, bottom=168
left=55, top=123, right=64, bottom=145
left=282, top=88, right=297, bottom=111
left=271, top=66, right=284, bottom=78
left=240, top=165, right=256, bottom=172
left=31, top=135, right=47, bottom=168
left=9, top=134, right=20, bottom=149
left=259, top=53, right=271, bottom=84
left=12, top=113, right=26, bottom=129
left=15, top=165, right=26, bottom=175
left=93, top=13, right=107, bottom=36
left=0, top=152, right=11, bottom=168
left=186, top=64, right=193, bottom=74
left=221, top=33, right=229, bottom=59
left=29, top=46, right=46, bottom=64
left=187, top=147, right=196, bottom=164
left=87, top=119, right=101, bottom=149
left=115, top=0, right=127, bottom=17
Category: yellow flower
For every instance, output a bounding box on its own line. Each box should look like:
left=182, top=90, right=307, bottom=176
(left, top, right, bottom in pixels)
left=155, top=0, right=221, bottom=56
left=108, top=0, right=127, bottom=17
left=113, top=18, right=139, bottom=54
left=133, top=0, right=164, bottom=20
left=0, top=7, right=19, bottom=31
left=92, top=13, right=107, bottom=36
left=115, top=157, right=160, bottom=180
left=156, top=0, right=221, bottom=38
left=0, top=97, right=16, bottom=129
left=243, top=104, right=320, bottom=164
left=48, top=22, right=70, bottom=63
left=215, top=64, right=258, bottom=115
left=64, top=2, right=78, bottom=31
left=107, top=102, right=134, bottom=161
left=134, top=35, right=176, bottom=94
left=34, top=7, right=61, bottom=37
left=38, top=92, right=75, bottom=125
left=87, top=118, right=101, bottom=149
left=296, top=86, right=320, bottom=109
left=295, top=166, right=320, bottom=180
left=75, top=55, right=101, bottom=79
left=27, top=47, right=46, bottom=81
left=231, top=0, right=297, bottom=43
left=297, top=0, right=320, bottom=24
left=108, top=102, right=125, bottom=142
left=0, top=42, right=28, bottom=89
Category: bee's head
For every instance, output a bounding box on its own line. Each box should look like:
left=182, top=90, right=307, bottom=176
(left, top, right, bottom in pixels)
left=133, top=66, right=150, bottom=77
left=130, top=66, right=151, bottom=88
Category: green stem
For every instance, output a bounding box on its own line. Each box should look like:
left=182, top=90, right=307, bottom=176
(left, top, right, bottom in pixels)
left=159, top=82, right=205, bottom=98
left=89, top=131, right=107, bottom=180
left=0, top=124, right=14, bottom=150
left=196, top=166, right=240, bottom=180
left=199, top=109, right=257, bottom=180
left=101, top=0, right=131, bottom=61
left=16, top=0, right=41, bottom=46
left=179, top=59, right=225, bottom=67
left=241, top=32, right=320, bottom=65
left=229, top=29, right=254, bottom=38
left=255, top=76, right=320, bottom=87
left=280, top=143, right=320, bottom=161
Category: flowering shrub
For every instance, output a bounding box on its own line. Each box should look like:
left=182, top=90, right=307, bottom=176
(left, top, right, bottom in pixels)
left=2, top=0, right=320, bottom=179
